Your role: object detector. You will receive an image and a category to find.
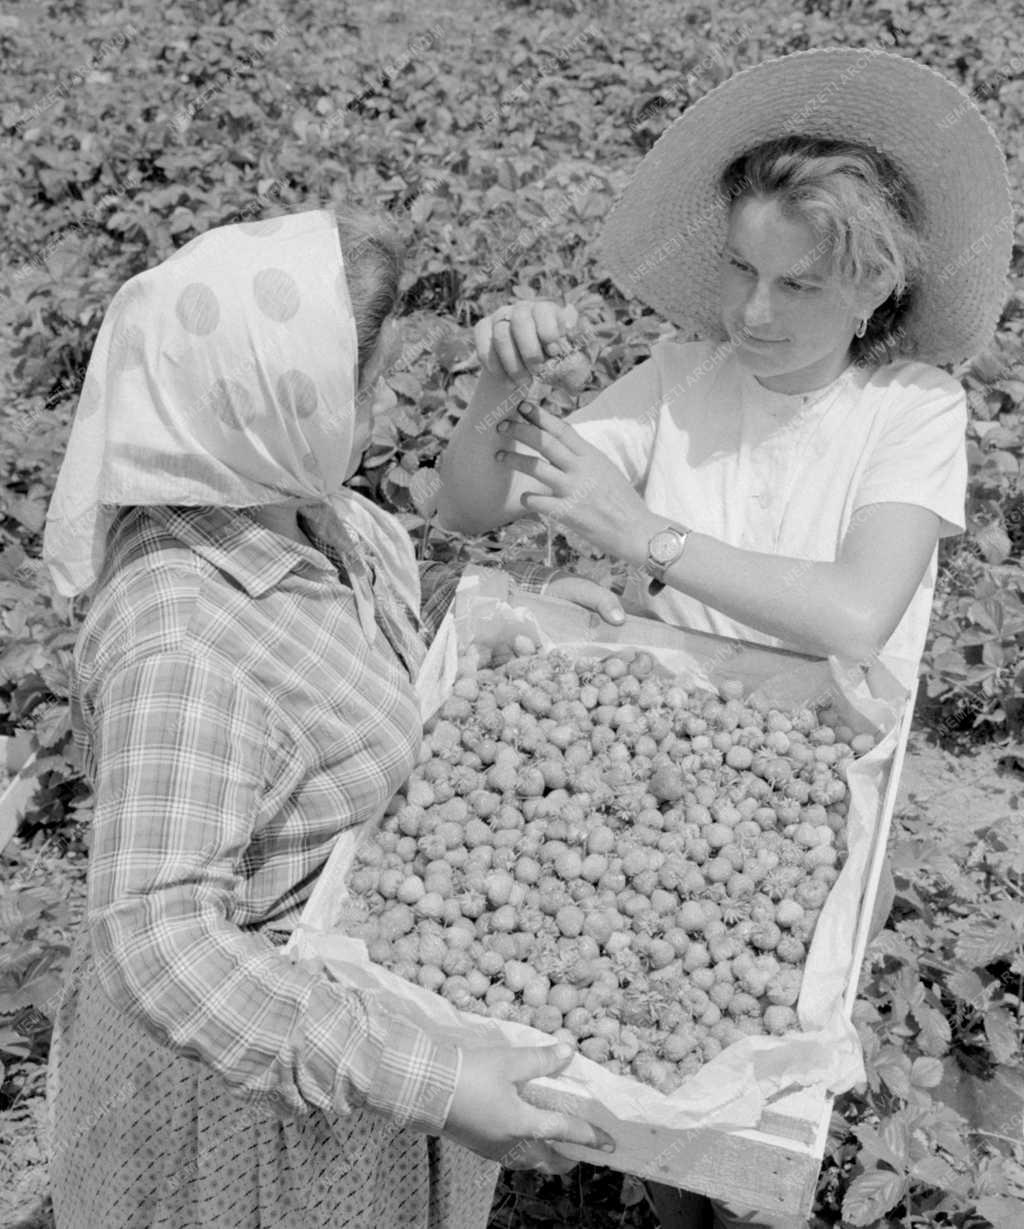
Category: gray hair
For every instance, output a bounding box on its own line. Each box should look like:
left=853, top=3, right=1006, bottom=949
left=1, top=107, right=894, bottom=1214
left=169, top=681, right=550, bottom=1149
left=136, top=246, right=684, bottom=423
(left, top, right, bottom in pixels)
left=333, top=208, right=405, bottom=386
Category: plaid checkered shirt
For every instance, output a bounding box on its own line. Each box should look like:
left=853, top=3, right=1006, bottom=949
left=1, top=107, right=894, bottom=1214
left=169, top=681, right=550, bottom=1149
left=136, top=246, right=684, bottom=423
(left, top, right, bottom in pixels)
left=71, top=504, right=551, bottom=1135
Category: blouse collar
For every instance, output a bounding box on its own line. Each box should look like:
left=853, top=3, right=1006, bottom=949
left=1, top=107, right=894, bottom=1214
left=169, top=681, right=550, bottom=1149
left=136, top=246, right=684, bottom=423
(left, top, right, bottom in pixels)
left=737, top=358, right=868, bottom=419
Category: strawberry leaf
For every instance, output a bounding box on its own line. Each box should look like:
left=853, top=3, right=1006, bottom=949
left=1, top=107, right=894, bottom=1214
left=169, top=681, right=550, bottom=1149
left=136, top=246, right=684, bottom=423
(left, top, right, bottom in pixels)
left=912, top=1002, right=952, bottom=1056
left=910, top=1055, right=944, bottom=1088
left=983, top=1006, right=1020, bottom=1064
left=945, top=968, right=991, bottom=1009
left=841, top=1170, right=907, bottom=1226
left=955, top=922, right=1020, bottom=967
left=853, top=1122, right=906, bottom=1171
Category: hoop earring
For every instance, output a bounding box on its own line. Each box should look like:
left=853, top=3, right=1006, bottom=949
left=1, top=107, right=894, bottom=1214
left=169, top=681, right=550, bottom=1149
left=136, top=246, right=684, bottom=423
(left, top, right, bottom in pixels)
left=855, top=317, right=869, bottom=339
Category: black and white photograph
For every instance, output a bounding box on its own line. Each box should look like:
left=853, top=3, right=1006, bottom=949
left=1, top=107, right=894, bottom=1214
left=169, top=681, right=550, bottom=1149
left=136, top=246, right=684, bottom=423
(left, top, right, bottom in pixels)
left=1, top=1, right=1022, bottom=1226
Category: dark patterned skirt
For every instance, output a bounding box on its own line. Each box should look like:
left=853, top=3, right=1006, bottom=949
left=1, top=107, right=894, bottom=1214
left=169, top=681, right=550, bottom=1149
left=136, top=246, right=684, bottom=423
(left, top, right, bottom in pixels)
left=47, top=926, right=498, bottom=1228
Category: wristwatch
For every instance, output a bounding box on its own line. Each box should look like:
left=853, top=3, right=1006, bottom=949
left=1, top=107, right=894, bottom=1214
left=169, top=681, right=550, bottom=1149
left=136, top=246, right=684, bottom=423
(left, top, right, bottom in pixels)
left=644, top=523, right=691, bottom=595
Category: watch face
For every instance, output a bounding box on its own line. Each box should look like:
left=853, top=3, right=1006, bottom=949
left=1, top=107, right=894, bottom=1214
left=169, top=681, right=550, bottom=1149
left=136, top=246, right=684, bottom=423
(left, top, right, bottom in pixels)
left=650, top=529, right=684, bottom=565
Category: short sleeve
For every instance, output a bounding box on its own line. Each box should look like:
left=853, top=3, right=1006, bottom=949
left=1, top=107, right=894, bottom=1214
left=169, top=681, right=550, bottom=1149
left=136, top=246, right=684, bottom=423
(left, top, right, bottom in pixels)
left=852, top=367, right=968, bottom=538
left=567, top=348, right=665, bottom=487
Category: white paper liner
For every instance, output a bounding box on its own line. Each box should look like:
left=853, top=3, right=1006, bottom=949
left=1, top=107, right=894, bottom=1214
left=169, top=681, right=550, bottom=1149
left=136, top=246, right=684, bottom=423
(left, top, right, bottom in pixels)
left=286, top=566, right=907, bottom=1148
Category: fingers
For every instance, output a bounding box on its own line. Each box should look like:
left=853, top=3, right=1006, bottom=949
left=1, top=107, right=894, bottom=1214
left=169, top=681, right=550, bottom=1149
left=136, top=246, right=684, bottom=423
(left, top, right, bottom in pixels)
left=489, top=315, right=534, bottom=381
left=496, top=412, right=576, bottom=470
left=455, top=1133, right=577, bottom=1174
left=473, top=317, right=494, bottom=375
left=473, top=316, right=516, bottom=381
left=501, top=1141, right=578, bottom=1175
left=503, top=1041, right=575, bottom=1084
left=533, top=300, right=577, bottom=357
left=507, top=310, right=547, bottom=370
left=545, top=576, right=625, bottom=626
left=474, top=308, right=538, bottom=383
left=594, top=592, right=626, bottom=626
left=525, top=1109, right=616, bottom=1155
left=444, top=1043, right=614, bottom=1174
left=509, top=300, right=578, bottom=360
left=501, top=1045, right=616, bottom=1156
left=516, top=400, right=582, bottom=452
left=475, top=301, right=581, bottom=383
left=497, top=449, right=564, bottom=491
left=518, top=490, right=561, bottom=518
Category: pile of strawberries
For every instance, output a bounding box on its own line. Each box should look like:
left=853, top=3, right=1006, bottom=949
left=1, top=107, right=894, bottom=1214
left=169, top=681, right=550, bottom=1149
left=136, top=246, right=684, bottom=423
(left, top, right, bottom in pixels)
left=345, top=637, right=873, bottom=1093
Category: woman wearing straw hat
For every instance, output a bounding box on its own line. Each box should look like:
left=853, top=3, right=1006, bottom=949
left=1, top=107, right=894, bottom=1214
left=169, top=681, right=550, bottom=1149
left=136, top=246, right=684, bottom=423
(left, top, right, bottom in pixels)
left=41, top=208, right=619, bottom=1229
left=438, top=44, right=1012, bottom=689
left=436, top=46, right=1012, bottom=1228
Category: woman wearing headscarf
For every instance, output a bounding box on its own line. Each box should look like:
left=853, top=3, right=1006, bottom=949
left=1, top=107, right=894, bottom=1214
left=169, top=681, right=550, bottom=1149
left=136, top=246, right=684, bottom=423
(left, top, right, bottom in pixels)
left=42, top=208, right=615, bottom=1229
left=435, top=48, right=1013, bottom=1229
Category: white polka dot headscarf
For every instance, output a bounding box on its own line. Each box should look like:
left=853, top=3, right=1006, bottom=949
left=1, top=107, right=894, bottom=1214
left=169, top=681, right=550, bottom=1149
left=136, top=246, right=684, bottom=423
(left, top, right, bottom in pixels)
left=43, top=209, right=421, bottom=632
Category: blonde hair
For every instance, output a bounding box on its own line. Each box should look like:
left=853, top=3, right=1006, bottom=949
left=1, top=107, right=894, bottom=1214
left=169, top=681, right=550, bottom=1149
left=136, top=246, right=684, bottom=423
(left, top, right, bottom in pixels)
left=719, top=136, right=925, bottom=364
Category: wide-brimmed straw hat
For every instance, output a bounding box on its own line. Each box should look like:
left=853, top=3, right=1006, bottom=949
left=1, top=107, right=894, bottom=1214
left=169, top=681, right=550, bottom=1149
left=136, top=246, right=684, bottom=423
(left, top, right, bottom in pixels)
left=598, top=47, right=1014, bottom=367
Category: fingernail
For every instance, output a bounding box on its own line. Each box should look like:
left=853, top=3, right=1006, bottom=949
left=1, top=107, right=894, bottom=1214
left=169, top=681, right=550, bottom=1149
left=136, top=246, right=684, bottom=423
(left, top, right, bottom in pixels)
left=554, top=1043, right=574, bottom=1062
left=496, top=421, right=508, bottom=434
left=599, top=1138, right=615, bottom=1153
left=494, top=450, right=505, bottom=461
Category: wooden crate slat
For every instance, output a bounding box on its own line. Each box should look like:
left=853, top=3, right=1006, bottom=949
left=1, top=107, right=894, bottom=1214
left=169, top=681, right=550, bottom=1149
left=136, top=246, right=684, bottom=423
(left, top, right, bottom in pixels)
left=627, top=1121, right=821, bottom=1214
left=754, top=1106, right=822, bottom=1147
left=843, top=679, right=918, bottom=1016
left=527, top=1084, right=822, bottom=1215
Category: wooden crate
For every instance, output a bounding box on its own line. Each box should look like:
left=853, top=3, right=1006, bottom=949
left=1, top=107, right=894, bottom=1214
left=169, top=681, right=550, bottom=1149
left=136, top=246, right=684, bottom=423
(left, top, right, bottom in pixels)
left=295, top=577, right=916, bottom=1217
left=446, top=584, right=916, bottom=1216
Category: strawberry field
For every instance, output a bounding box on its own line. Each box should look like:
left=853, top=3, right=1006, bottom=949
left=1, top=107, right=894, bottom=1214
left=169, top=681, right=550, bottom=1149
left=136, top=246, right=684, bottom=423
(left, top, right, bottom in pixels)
left=2, top=0, right=1023, bottom=1225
